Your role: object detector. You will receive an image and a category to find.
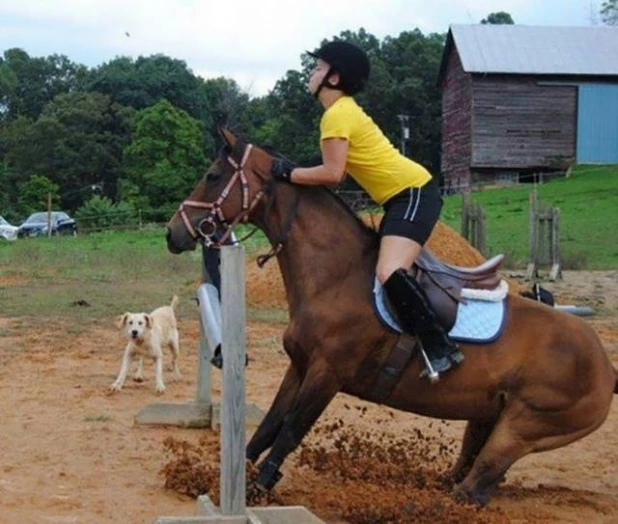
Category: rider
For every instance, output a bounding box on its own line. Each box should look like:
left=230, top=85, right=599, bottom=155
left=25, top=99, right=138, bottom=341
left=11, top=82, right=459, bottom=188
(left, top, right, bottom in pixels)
left=270, top=40, right=464, bottom=379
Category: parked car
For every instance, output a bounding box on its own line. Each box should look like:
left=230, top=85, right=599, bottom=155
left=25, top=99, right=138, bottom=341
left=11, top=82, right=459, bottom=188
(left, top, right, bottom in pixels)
left=17, top=212, right=77, bottom=238
left=0, top=215, right=18, bottom=241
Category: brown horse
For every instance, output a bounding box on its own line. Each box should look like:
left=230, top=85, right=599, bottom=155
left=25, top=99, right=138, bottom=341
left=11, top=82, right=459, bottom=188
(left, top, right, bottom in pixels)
left=166, top=129, right=617, bottom=505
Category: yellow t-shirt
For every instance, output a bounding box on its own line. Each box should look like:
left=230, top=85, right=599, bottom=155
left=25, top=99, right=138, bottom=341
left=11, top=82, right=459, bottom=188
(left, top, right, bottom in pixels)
left=320, top=96, right=431, bottom=205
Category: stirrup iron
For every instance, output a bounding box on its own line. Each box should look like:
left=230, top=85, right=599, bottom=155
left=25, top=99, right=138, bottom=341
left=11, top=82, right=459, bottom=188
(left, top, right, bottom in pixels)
left=419, top=344, right=440, bottom=383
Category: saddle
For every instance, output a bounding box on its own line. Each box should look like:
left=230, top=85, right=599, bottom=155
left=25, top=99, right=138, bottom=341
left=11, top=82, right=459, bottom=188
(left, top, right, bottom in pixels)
left=413, top=248, right=504, bottom=331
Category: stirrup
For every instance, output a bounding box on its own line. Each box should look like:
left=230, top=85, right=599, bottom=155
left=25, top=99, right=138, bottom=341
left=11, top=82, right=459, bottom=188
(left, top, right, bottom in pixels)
left=419, top=347, right=464, bottom=383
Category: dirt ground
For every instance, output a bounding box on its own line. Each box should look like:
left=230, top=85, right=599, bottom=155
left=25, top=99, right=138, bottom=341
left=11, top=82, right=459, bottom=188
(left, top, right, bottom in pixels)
left=1, top=233, right=618, bottom=522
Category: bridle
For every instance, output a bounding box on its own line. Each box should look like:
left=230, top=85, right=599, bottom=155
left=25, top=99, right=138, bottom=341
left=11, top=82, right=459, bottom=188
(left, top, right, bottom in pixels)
left=176, top=143, right=265, bottom=248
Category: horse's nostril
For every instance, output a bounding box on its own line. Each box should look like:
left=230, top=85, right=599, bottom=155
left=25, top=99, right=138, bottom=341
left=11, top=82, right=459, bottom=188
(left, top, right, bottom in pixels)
left=165, top=228, right=172, bottom=242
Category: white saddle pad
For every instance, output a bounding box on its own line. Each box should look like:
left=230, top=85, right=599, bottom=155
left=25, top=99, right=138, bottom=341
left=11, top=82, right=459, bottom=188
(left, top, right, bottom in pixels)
left=373, top=278, right=508, bottom=344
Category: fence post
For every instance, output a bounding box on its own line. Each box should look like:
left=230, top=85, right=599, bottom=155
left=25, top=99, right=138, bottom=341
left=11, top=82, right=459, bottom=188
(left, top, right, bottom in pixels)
left=461, top=192, right=470, bottom=240
left=476, top=204, right=486, bottom=256
left=549, top=207, right=562, bottom=281
left=220, top=245, right=247, bottom=516
left=525, top=190, right=538, bottom=280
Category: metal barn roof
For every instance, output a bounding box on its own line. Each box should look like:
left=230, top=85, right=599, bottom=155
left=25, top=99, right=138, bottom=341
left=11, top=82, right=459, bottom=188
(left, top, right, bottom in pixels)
left=449, top=24, right=618, bottom=76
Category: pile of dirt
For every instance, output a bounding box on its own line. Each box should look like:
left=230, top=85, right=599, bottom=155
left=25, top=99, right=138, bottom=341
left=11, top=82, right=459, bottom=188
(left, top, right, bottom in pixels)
left=162, top=412, right=508, bottom=523
left=245, top=219, right=520, bottom=309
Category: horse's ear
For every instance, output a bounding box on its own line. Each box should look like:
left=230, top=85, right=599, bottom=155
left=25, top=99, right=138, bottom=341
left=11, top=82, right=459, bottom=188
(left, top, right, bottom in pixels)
left=218, top=127, right=237, bottom=149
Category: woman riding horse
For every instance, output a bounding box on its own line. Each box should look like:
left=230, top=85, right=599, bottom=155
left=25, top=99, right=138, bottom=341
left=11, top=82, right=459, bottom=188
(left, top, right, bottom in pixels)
left=166, top=127, right=617, bottom=505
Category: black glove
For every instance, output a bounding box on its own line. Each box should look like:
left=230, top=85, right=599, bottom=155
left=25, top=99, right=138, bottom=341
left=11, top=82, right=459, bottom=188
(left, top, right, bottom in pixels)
left=271, top=158, right=296, bottom=182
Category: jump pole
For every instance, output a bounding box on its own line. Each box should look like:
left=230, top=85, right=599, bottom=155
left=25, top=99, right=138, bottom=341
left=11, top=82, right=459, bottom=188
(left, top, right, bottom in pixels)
left=155, top=245, right=324, bottom=523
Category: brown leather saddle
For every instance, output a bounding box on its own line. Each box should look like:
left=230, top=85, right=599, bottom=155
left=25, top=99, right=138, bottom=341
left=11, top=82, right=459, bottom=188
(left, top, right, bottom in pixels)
left=414, top=248, right=504, bottom=331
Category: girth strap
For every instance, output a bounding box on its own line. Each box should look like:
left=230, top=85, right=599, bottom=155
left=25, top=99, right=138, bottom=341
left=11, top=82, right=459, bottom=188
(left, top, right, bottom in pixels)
left=365, top=333, right=417, bottom=404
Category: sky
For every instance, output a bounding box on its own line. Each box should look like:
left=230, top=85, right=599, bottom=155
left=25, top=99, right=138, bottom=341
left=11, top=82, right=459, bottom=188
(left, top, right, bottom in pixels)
left=0, top=0, right=605, bottom=97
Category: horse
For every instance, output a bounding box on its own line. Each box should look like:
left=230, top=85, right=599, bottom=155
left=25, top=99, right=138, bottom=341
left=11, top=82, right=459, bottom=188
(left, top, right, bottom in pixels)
left=166, top=128, right=617, bottom=505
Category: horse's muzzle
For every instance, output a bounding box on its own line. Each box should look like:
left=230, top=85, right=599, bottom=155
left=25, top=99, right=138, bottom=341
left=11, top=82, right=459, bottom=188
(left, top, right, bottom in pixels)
left=166, top=228, right=184, bottom=254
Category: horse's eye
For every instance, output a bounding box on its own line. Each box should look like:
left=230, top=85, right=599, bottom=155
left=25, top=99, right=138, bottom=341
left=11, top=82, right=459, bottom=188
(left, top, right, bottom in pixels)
left=207, top=171, right=222, bottom=183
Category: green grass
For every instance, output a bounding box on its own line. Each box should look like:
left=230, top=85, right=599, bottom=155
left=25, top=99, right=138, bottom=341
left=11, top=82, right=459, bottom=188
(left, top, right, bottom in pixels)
left=440, top=165, right=618, bottom=269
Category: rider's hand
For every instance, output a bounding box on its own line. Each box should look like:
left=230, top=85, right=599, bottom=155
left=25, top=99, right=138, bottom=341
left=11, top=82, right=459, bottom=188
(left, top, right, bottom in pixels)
left=271, top=158, right=296, bottom=182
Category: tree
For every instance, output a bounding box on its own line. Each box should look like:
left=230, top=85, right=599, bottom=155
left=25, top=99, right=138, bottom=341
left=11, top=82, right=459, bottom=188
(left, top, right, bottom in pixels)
left=0, top=48, right=87, bottom=120
left=86, top=54, right=212, bottom=127
left=17, top=175, right=59, bottom=217
left=122, top=99, right=208, bottom=217
left=3, top=92, right=134, bottom=210
left=481, top=12, right=515, bottom=24
left=74, top=195, right=136, bottom=229
left=601, top=0, right=618, bottom=24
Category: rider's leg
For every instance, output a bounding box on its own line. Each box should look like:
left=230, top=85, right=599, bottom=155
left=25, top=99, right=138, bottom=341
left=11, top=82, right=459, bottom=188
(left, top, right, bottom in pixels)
left=377, top=235, right=464, bottom=376
left=201, top=235, right=248, bottom=369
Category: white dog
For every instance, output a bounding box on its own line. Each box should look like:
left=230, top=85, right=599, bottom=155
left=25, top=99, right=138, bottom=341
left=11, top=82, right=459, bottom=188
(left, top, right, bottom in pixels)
left=110, top=295, right=181, bottom=394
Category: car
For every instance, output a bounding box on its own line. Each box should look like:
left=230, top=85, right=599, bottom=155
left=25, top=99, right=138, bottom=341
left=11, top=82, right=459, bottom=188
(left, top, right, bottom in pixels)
left=17, top=211, right=77, bottom=238
left=0, top=215, right=18, bottom=241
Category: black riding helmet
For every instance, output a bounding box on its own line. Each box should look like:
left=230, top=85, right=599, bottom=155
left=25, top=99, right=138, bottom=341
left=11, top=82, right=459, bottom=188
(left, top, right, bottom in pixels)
left=308, top=41, right=370, bottom=97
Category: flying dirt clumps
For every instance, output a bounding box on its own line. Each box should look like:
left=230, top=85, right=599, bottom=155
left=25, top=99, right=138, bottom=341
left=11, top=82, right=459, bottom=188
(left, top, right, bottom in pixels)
left=246, top=218, right=518, bottom=309
left=161, top=411, right=508, bottom=523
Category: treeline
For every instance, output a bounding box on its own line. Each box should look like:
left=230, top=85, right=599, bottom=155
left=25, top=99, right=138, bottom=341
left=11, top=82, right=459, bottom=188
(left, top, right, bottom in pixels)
left=0, top=28, right=445, bottom=225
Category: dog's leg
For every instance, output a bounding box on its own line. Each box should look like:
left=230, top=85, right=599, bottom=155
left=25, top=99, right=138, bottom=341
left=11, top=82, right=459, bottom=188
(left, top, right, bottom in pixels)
left=133, top=357, right=144, bottom=382
left=170, top=331, right=181, bottom=380
left=110, top=345, right=133, bottom=392
left=154, top=355, right=165, bottom=394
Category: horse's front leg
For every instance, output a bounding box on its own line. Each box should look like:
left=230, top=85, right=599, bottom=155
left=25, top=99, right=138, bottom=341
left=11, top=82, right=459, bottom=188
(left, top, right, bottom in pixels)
left=256, top=360, right=340, bottom=490
left=246, top=363, right=301, bottom=463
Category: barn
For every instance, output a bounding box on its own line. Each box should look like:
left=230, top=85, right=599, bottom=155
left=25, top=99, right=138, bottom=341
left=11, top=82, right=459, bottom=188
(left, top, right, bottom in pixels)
left=438, top=24, right=618, bottom=190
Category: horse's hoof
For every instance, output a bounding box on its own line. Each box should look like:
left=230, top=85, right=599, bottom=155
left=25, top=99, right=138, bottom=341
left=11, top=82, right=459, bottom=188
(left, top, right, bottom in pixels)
left=452, top=485, right=489, bottom=506
left=257, top=461, right=282, bottom=490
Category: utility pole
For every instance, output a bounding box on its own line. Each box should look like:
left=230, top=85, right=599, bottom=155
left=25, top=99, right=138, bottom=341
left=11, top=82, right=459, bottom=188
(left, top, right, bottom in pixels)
left=397, top=114, right=410, bottom=156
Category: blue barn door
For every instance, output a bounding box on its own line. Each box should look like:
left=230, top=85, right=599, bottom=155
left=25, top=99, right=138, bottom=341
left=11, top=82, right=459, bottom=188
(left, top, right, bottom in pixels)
left=577, top=84, right=618, bottom=163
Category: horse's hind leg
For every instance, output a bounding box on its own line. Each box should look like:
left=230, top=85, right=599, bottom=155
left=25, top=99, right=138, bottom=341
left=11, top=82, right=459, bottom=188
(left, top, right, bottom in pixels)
left=454, top=411, right=532, bottom=505
left=445, top=420, right=496, bottom=485
left=246, top=364, right=301, bottom=463
left=256, top=362, right=340, bottom=490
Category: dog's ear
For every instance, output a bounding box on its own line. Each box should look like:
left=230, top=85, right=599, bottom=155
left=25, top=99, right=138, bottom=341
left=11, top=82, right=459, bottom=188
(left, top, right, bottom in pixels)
left=144, top=314, right=152, bottom=329
left=116, top=313, right=129, bottom=329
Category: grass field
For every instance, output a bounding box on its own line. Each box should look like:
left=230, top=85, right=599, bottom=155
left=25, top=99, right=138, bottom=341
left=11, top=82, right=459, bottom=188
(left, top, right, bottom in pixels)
left=440, top=164, right=618, bottom=269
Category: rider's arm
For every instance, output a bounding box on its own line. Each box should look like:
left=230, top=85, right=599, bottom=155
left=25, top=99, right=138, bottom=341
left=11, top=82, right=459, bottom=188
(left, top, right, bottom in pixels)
left=290, top=138, right=348, bottom=186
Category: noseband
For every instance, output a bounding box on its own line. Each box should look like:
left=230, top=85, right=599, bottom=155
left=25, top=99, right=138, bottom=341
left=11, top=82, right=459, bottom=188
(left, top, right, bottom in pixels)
left=176, top=143, right=264, bottom=248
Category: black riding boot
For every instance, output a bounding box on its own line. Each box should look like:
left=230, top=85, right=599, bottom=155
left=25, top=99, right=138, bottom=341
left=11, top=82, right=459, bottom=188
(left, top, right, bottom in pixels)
left=384, top=269, right=464, bottom=378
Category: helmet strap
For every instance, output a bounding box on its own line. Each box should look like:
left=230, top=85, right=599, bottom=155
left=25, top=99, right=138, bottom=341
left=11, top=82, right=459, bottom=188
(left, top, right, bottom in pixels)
left=314, top=67, right=340, bottom=99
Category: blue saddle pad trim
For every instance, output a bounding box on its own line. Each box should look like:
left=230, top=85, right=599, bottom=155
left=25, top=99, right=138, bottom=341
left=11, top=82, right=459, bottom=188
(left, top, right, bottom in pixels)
left=373, top=279, right=508, bottom=345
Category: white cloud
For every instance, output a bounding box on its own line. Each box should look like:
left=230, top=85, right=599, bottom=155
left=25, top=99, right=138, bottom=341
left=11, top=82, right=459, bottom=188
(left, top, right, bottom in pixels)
left=0, top=0, right=593, bottom=96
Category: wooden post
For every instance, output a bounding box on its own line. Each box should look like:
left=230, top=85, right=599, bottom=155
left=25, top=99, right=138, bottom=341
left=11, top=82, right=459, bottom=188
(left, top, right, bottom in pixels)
left=220, top=245, right=246, bottom=516
left=549, top=207, right=562, bottom=281
left=477, top=204, right=486, bottom=256
left=525, top=190, right=538, bottom=280
left=461, top=192, right=470, bottom=240
left=47, top=192, right=52, bottom=238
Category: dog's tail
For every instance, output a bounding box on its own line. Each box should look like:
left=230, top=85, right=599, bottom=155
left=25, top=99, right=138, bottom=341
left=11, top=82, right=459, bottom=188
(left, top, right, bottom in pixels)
left=170, top=295, right=179, bottom=310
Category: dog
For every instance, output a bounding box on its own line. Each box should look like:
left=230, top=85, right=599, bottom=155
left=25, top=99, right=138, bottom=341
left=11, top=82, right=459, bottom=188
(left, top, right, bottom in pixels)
left=110, top=295, right=181, bottom=394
